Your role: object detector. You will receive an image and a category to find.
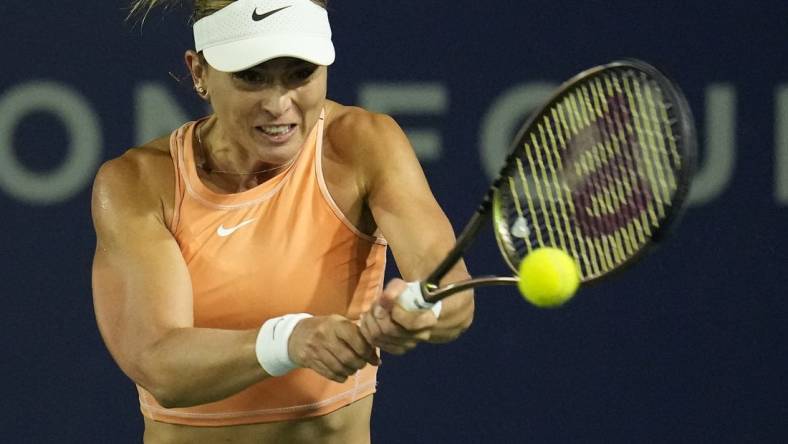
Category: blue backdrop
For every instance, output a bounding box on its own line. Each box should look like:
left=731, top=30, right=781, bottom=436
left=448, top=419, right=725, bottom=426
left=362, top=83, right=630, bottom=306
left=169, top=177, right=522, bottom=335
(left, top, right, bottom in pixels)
left=2, top=1, right=787, bottom=442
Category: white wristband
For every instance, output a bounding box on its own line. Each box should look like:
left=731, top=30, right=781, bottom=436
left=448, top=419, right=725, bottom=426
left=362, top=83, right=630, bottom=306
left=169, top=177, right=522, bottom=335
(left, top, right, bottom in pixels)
left=256, top=313, right=313, bottom=377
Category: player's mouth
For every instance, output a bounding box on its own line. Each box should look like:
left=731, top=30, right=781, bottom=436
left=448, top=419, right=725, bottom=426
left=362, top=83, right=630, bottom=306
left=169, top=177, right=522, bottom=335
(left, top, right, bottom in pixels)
left=256, top=124, right=297, bottom=143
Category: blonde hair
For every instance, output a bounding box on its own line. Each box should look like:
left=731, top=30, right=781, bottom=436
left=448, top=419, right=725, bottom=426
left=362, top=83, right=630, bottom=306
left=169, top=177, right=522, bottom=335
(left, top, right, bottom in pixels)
left=128, top=0, right=328, bottom=24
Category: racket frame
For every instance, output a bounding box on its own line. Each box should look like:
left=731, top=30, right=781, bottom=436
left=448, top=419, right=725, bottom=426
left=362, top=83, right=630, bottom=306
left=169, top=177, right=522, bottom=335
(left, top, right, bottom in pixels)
left=420, top=59, right=696, bottom=304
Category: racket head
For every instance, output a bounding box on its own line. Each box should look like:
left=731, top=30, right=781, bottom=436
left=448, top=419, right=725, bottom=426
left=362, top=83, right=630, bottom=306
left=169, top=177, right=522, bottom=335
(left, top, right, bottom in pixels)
left=491, top=59, right=696, bottom=284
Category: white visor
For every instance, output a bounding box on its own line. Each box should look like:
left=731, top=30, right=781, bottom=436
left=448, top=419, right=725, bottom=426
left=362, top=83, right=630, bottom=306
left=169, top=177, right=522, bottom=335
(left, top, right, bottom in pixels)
left=193, top=0, right=334, bottom=72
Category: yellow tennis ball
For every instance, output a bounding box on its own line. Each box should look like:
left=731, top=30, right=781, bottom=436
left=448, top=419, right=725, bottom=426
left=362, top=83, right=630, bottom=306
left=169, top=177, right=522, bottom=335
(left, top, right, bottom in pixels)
left=517, top=248, right=580, bottom=308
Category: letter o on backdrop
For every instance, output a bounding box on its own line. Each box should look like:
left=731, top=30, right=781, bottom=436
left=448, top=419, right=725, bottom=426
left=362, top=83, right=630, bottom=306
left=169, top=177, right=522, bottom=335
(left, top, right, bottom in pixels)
left=0, top=81, right=102, bottom=205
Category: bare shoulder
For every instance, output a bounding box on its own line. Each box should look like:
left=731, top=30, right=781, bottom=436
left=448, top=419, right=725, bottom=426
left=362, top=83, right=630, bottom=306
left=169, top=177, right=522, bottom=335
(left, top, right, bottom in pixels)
left=324, top=102, right=409, bottom=161
left=322, top=100, right=431, bottom=217
left=91, top=137, right=176, bottom=234
left=323, top=101, right=416, bottom=194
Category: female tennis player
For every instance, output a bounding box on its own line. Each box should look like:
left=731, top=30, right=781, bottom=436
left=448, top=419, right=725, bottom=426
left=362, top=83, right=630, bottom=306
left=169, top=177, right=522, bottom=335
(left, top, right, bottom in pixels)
left=90, top=0, right=474, bottom=442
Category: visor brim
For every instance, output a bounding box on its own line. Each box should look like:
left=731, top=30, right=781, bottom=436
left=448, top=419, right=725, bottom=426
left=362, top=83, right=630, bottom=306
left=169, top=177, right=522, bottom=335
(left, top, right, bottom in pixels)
left=202, top=34, right=335, bottom=72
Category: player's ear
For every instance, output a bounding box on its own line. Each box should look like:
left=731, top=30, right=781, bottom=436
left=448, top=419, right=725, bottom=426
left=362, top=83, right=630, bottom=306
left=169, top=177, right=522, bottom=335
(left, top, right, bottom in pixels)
left=185, top=50, right=209, bottom=99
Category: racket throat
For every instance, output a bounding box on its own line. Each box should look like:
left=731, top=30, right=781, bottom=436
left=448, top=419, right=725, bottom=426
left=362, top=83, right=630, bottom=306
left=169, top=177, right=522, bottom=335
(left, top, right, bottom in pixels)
left=423, top=276, right=519, bottom=303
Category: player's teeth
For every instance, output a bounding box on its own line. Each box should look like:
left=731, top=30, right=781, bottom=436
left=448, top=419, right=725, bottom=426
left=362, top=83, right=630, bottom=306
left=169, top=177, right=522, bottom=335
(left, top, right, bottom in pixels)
left=261, top=125, right=291, bottom=135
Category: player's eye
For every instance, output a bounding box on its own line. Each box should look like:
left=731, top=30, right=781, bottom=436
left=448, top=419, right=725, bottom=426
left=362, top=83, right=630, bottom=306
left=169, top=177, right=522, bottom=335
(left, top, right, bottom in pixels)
left=233, top=69, right=269, bottom=84
left=289, top=65, right=317, bottom=83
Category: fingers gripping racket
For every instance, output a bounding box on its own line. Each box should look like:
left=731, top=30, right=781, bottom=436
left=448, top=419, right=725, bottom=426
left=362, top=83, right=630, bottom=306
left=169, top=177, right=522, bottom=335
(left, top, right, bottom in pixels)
left=399, top=59, right=697, bottom=311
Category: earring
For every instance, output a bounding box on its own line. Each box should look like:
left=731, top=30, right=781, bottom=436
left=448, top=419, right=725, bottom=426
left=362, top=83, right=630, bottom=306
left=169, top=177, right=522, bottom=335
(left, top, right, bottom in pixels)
left=195, top=85, right=207, bottom=96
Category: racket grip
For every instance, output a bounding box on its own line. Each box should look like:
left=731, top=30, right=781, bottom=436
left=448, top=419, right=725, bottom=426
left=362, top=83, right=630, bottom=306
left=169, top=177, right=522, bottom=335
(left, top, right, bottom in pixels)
left=397, top=281, right=443, bottom=318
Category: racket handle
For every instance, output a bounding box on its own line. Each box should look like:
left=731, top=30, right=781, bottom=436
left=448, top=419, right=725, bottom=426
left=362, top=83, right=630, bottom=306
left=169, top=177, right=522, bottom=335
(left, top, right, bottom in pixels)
left=397, top=281, right=443, bottom=318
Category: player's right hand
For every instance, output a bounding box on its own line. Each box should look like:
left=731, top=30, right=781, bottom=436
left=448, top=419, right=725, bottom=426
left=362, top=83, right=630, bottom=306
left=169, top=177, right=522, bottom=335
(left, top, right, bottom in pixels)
left=287, top=315, right=380, bottom=383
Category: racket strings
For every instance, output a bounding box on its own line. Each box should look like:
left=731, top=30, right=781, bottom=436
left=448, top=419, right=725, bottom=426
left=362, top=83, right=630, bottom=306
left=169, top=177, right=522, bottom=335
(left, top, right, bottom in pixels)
left=591, top=77, right=644, bottom=263
left=497, top=68, right=684, bottom=280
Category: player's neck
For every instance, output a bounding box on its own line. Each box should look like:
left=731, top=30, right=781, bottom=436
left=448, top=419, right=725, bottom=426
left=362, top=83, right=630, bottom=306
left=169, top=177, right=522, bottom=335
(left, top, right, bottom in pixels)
left=194, top=119, right=296, bottom=192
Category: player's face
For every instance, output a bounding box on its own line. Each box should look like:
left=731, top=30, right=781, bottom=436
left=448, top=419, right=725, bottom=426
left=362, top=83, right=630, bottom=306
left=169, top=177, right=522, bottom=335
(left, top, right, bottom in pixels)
left=203, top=57, right=327, bottom=166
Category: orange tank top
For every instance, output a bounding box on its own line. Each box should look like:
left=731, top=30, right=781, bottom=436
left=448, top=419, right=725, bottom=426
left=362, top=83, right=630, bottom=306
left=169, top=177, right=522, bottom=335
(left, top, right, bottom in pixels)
left=136, top=110, right=387, bottom=426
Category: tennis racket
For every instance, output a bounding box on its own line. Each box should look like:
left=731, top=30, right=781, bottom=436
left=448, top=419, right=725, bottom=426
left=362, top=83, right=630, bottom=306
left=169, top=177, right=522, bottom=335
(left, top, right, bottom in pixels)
left=398, top=59, right=696, bottom=310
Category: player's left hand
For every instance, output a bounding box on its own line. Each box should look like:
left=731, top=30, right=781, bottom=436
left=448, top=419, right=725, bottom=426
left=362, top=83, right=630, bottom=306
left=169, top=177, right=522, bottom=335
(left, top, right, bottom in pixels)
left=359, top=278, right=438, bottom=355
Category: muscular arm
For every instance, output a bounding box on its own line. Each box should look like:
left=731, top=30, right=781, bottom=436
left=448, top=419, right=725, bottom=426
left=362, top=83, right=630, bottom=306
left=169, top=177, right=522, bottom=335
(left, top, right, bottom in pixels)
left=91, top=154, right=266, bottom=408
left=334, top=111, right=474, bottom=343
